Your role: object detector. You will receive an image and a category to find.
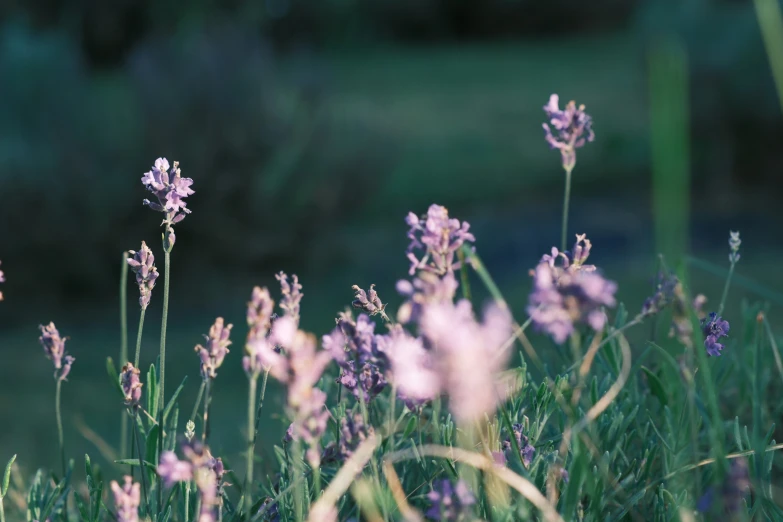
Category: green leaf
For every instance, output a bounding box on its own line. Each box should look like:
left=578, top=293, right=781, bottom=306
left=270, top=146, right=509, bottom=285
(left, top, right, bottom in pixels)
left=84, top=454, right=93, bottom=484
left=106, top=357, right=125, bottom=399
left=402, top=417, right=417, bottom=439
left=113, top=459, right=157, bottom=469
left=642, top=366, right=668, bottom=406
left=561, top=438, right=588, bottom=517
left=734, top=417, right=744, bottom=451
left=147, top=364, right=158, bottom=418
left=162, top=375, right=188, bottom=425
left=145, top=425, right=160, bottom=483
left=74, top=493, right=90, bottom=522
left=1, top=454, right=16, bottom=496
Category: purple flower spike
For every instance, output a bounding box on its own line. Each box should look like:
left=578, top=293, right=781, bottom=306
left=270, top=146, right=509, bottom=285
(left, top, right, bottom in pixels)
left=39, top=322, right=74, bottom=381
left=542, top=94, right=595, bottom=171
left=158, top=452, right=193, bottom=487
left=196, top=318, right=233, bottom=380
left=338, top=412, right=374, bottom=460
left=697, top=458, right=750, bottom=514
left=0, top=260, right=5, bottom=301
left=276, top=272, right=303, bottom=325
left=701, top=312, right=730, bottom=357
left=141, top=158, right=194, bottom=226
left=127, top=242, right=159, bottom=310
left=382, top=326, right=441, bottom=405
left=111, top=476, right=140, bottom=522
left=425, top=479, right=475, bottom=521
left=59, top=355, right=75, bottom=382
left=120, top=363, right=143, bottom=409
left=326, top=312, right=388, bottom=402
left=351, top=284, right=387, bottom=317
left=396, top=272, right=459, bottom=324
left=247, top=286, right=275, bottom=340
left=503, top=423, right=535, bottom=468
left=405, top=204, right=475, bottom=276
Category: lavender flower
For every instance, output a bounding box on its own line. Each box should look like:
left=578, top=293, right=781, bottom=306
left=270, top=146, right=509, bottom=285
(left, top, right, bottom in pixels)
left=702, top=312, right=730, bottom=357
left=247, top=286, right=275, bottom=340
left=244, top=286, right=283, bottom=379
left=258, top=497, right=280, bottom=522
left=39, top=323, right=75, bottom=381
left=195, top=318, right=233, bottom=380
left=141, top=158, right=194, bottom=225
left=405, top=204, right=475, bottom=276
left=119, top=362, right=143, bottom=409
left=420, top=300, right=512, bottom=423
left=381, top=325, right=441, bottom=405
left=158, top=441, right=226, bottom=522
left=396, top=272, right=459, bottom=325
left=338, top=412, right=374, bottom=460
left=126, top=242, right=159, bottom=310
left=697, top=458, right=750, bottom=514
left=667, top=281, right=694, bottom=348
left=351, top=284, right=387, bottom=318
left=158, top=452, right=193, bottom=487
left=276, top=272, right=302, bottom=325
left=425, top=479, right=475, bottom=521
left=542, top=94, right=595, bottom=170
left=729, top=231, right=741, bottom=264
left=111, top=476, right=140, bottom=522
left=0, top=260, right=5, bottom=301
left=502, top=423, right=535, bottom=468
left=641, top=271, right=679, bottom=316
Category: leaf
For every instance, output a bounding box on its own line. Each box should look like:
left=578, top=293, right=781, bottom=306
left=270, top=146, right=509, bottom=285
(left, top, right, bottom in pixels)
left=561, top=437, right=588, bottom=517
left=74, top=493, right=90, bottom=522
left=147, top=364, right=158, bottom=418
left=106, top=357, right=125, bottom=399
left=113, top=459, right=157, bottom=469
left=145, top=425, right=160, bottom=482
left=402, top=417, right=417, bottom=439
left=2, top=454, right=16, bottom=496
left=162, top=375, right=188, bottom=425
left=84, top=454, right=93, bottom=484
left=734, top=417, right=744, bottom=451
left=642, top=366, right=668, bottom=406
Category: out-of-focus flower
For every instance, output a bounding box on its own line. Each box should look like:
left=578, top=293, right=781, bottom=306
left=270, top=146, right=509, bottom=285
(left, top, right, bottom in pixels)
left=729, top=231, right=741, bottom=264
left=276, top=272, right=303, bottom=325
left=158, top=452, right=193, bottom=487
left=39, top=323, right=75, bottom=381
left=641, top=271, right=679, bottom=317
left=338, top=412, right=374, bottom=460
left=111, top=476, right=140, bottom=522
left=185, top=420, right=196, bottom=441
left=420, top=300, right=512, bottom=423
left=702, top=312, right=730, bottom=357
left=405, top=204, right=475, bottom=276
left=126, top=242, right=159, bottom=310
left=396, top=272, right=459, bottom=325
left=247, top=286, right=275, bottom=340
left=693, top=294, right=708, bottom=320
left=667, top=281, right=694, bottom=348
left=502, top=423, right=535, bottom=468
left=195, top=318, right=232, bottom=380
left=258, top=497, right=280, bottom=522
left=425, top=479, right=475, bottom=521
left=0, top=260, right=5, bottom=301
left=351, top=284, right=387, bottom=317
left=119, top=363, right=143, bottom=409
left=141, top=158, right=194, bottom=225
left=697, top=458, right=750, bottom=514
left=380, top=325, right=441, bottom=405
left=542, top=94, right=595, bottom=171
left=159, top=441, right=226, bottom=522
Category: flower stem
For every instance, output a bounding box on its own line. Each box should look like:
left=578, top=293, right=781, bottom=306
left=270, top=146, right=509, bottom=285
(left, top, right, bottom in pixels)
left=134, top=308, right=147, bottom=369
left=717, top=260, right=736, bottom=317
left=157, top=242, right=172, bottom=514
left=244, top=376, right=257, bottom=520
left=202, top=378, right=213, bottom=444
left=561, top=165, right=574, bottom=252
left=134, top=413, right=150, bottom=514
left=0, top=495, right=5, bottom=522
left=190, top=380, right=206, bottom=425
left=55, top=378, right=65, bottom=476
left=120, top=252, right=129, bottom=460
left=252, top=370, right=270, bottom=444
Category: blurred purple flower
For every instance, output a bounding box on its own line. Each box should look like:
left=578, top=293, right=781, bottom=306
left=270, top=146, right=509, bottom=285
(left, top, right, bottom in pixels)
left=697, top=458, right=750, bottom=514
left=141, top=158, right=194, bottom=225
left=426, top=479, right=475, bottom=521
left=502, top=423, right=535, bottom=468
left=729, top=231, right=741, bottom=264
left=195, top=318, right=232, bottom=380
left=120, top=362, right=143, bottom=409
left=126, top=242, right=159, bottom=310
left=396, top=272, right=459, bottom=325
left=351, top=284, right=387, bottom=318
left=0, top=260, right=5, bottom=301
left=276, top=272, right=302, bottom=325
left=247, top=286, right=275, bottom=340
left=159, top=441, right=226, bottom=522
left=542, top=94, right=595, bottom=170
left=39, top=322, right=75, bottom=381
left=641, top=271, right=678, bottom=316
left=158, top=452, right=193, bottom=487
left=381, top=325, right=441, bottom=405
left=406, top=204, right=475, bottom=276
left=111, top=476, right=140, bottom=522
left=702, top=312, right=730, bottom=357
left=338, top=412, right=374, bottom=460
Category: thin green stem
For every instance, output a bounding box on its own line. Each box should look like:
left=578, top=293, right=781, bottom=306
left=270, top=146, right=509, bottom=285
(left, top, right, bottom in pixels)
left=133, top=413, right=150, bottom=514
left=157, top=243, right=172, bottom=514
left=244, top=377, right=257, bottom=520
left=292, top=440, right=304, bottom=522
left=0, top=497, right=4, bottom=522
left=312, top=465, right=321, bottom=501
left=252, top=370, right=270, bottom=443
left=190, top=381, right=206, bottom=425
left=560, top=166, right=573, bottom=252
left=185, top=482, right=190, bottom=522
left=134, top=308, right=147, bottom=368
left=203, top=378, right=213, bottom=444
left=120, top=252, right=129, bottom=460
left=717, top=260, right=736, bottom=317
left=55, top=378, right=65, bottom=476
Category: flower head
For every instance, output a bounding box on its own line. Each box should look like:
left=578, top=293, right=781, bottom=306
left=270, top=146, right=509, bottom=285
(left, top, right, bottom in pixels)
left=351, top=284, right=387, bottom=317
left=39, top=323, right=75, bottom=381
left=126, top=243, right=159, bottom=310
left=641, top=271, right=679, bottom=316
left=396, top=272, right=459, bottom=325
left=195, top=318, right=233, bottom=380
left=120, top=362, right=143, bottom=409
left=702, top=312, right=730, bottom=357
left=158, top=452, right=193, bottom=487
left=276, top=272, right=302, bottom=325
left=141, top=158, right=194, bottom=225
left=405, top=204, right=475, bottom=276
left=542, top=94, right=595, bottom=170
left=381, top=326, right=441, bottom=405
left=502, top=423, right=535, bottom=468
left=338, top=412, right=374, bottom=460
left=111, top=476, right=140, bottom=522
left=247, top=286, right=275, bottom=340
left=729, top=231, right=741, bottom=264
left=425, top=479, right=475, bottom=521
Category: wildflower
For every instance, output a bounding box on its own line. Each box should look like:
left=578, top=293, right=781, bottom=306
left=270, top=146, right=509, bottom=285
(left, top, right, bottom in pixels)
left=641, top=271, right=679, bottom=316
left=425, top=479, right=475, bottom=521
left=185, top=420, right=196, bottom=441
left=405, top=204, right=475, bottom=276
left=276, top=272, right=302, bottom=325
left=158, top=441, right=226, bottom=522
left=158, top=452, right=193, bottom=487
left=697, top=458, right=750, bottom=514
left=420, top=300, right=512, bottom=423
left=693, top=294, right=708, bottom=320
left=0, top=260, right=5, bottom=301
left=542, top=94, right=595, bottom=171
left=110, top=476, right=140, bottom=522
left=195, top=318, right=233, bottom=380
left=381, top=325, right=441, bottom=405
left=351, top=284, right=387, bottom=318
left=119, top=363, right=143, bottom=409
left=141, top=158, right=194, bottom=225
left=126, top=242, right=159, bottom=310
left=502, top=423, right=535, bottom=468
left=39, top=323, right=75, bottom=381
left=396, top=271, right=459, bottom=324
left=338, top=412, right=374, bottom=460
left=729, top=231, right=741, bottom=264
left=541, top=234, right=597, bottom=274
left=702, top=312, right=730, bottom=357
left=258, top=497, right=280, bottom=522
left=247, top=286, right=275, bottom=340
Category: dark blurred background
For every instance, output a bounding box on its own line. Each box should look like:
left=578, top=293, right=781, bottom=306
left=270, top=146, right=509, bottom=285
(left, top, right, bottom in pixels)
left=1, top=0, right=782, bottom=478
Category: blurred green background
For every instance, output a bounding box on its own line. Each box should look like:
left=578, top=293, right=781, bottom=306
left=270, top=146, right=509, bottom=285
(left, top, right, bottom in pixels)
left=1, top=0, right=782, bottom=483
